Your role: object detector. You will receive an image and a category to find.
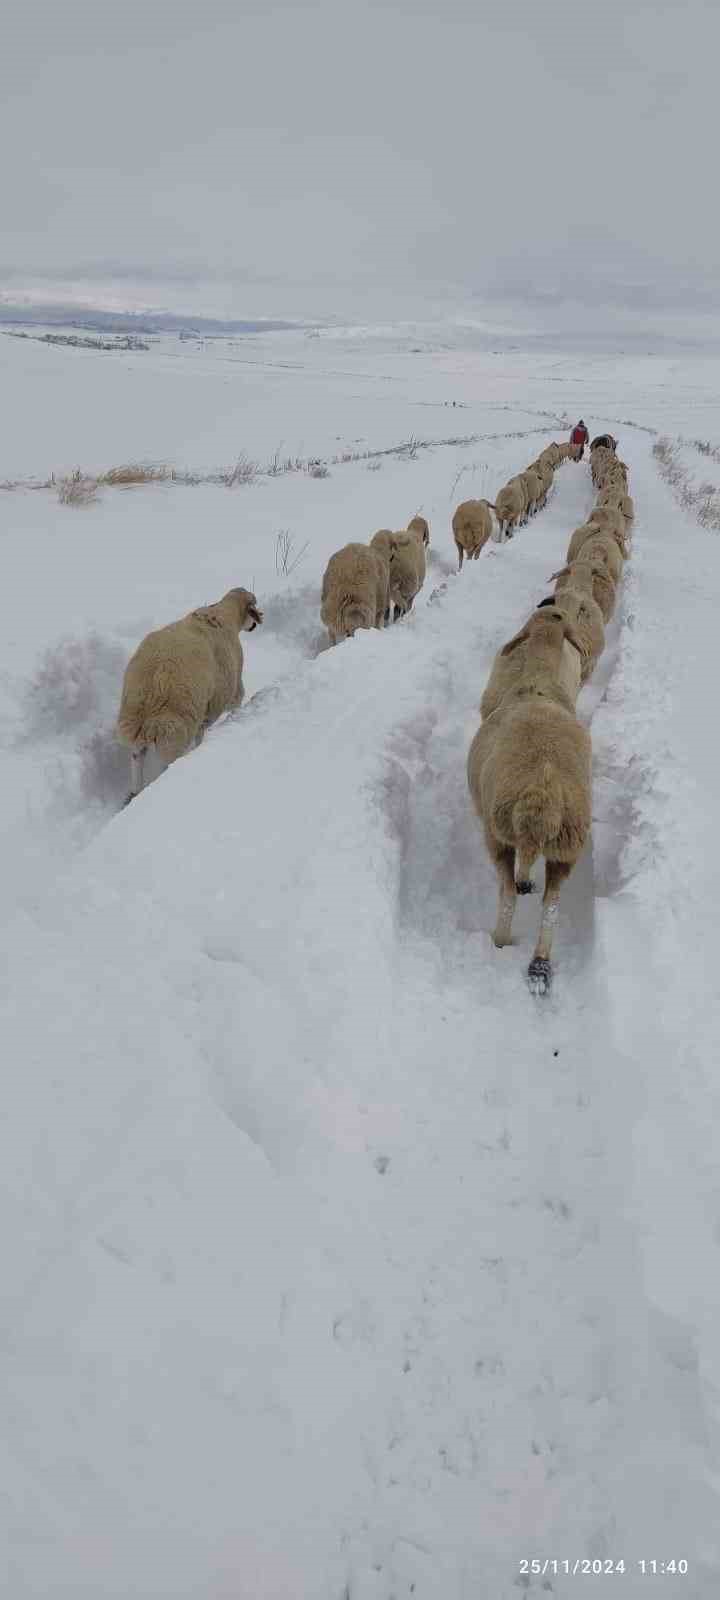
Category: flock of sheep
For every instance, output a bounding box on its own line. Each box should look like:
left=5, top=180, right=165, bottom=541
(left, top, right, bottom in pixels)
left=467, top=434, right=633, bottom=995
left=115, top=432, right=632, bottom=997
left=114, top=439, right=574, bottom=803
left=317, top=439, right=580, bottom=645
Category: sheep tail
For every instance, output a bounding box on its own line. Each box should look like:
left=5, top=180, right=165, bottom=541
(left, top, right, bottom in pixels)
left=512, top=762, right=563, bottom=883
left=117, top=708, right=189, bottom=759
left=338, top=598, right=369, bottom=636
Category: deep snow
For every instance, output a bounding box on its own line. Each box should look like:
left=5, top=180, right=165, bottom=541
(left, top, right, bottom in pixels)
left=1, top=324, right=719, bottom=1598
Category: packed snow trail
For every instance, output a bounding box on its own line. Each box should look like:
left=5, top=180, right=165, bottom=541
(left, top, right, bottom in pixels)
left=1, top=438, right=719, bottom=1598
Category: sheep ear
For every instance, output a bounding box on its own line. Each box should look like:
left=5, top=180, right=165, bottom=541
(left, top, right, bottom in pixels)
left=549, top=567, right=568, bottom=581
left=501, top=626, right=530, bottom=657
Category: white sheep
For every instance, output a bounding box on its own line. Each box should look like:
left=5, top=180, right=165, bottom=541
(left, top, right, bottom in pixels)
left=493, top=478, right=527, bottom=538
left=553, top=558, right=616, bottom=624
left=480, top=606, right=584, bottom=721
left=452, top=499, right=495, bottom=568
left=566, top=522, right=625, bottom=577
left=519, top=468, right=543, bottom=517
left=371, top=524, right=426, bottom=619
left=467, top=611, right=592, bottom=995
left=537, top=584, right=605, bottom=681
left=116, top=587, right=263, bottom=801
left=321, top=540, right=392, bottom=643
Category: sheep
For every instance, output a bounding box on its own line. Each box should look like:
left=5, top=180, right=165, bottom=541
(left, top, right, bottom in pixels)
left=531, top=459, right=553, bottom=505
left=590, top=434, right=618, bottom=453
left=591, top=446, right=614, bottom=487
left=467, top=611, right=592, bottom=994
left=598, top=488, right=634, bottom=526
left=519, top=468, right=542, bottom=516
left=537, top=583, right=605, bottom=680
left=452, top=499, right=495, bottom=568
left=553, top=558, right=616, bottom=624
left=371, top=523, right=426, bottom=620
left=493, top=478, right=526, bottom=538
left=407, top=515, right=430, bottom=548
left=566, top=521, right=626, bottom=575
left=617, top=492, right=634, bottom=526
left=321, top=540, right=392, bottom=643
left=566, top=533, right=623, bottom=601
left=540, top=443, right=562, bottom=469
left=579, top=505, right=628, bottom=551
left=116, top=587, right=263, bottom=802
left=480, top=606, right=584, bottom=722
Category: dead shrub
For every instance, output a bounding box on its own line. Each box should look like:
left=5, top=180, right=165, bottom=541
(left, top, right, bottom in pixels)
left=57, top=470, right=100, bottom=506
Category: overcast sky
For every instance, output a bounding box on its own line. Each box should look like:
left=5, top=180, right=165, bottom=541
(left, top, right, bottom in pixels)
left=1, top=0, right=717, bottom=316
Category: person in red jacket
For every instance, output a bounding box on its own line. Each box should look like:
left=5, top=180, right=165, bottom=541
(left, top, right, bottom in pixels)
left=570, top=420, right=589, bottom=460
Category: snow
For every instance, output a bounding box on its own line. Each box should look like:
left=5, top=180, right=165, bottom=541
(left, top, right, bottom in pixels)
left=1, top=322, right=720, bottom=1597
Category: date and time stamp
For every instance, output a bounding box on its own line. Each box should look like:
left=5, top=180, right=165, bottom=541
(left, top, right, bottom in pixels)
left=519, top=1559, right=689, bottom=1578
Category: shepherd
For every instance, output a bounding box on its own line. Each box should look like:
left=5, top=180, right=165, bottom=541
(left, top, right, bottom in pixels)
left=570, top=419, right=589, bottom=460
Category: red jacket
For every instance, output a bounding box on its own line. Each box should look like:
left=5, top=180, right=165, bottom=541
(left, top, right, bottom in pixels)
left=571, top=424, right=589, bottom=445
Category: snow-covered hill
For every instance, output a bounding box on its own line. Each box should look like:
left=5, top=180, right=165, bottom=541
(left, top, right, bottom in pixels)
left=1, top=327, right=719, bottom=1597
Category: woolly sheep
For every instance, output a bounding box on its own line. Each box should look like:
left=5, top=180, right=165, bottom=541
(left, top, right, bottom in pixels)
left=407, top=515, right=430, bottom=548
left=371, top=524, right=426, bottom=620
left=493, top=478, right=526, bottom=538
left=519, top=468, right=543, bottom=516
left=591, top=446, right=614, bottom=487
left=480, top=607, right=584, bottom=721
left=566, top=522, right=625, bottom=576
left=117, top=587, right=263, bottom=801
left=321, top=540, right=392, bottom=643
left=452, top=499, right=495, bottom=568
left=585, top=504, right=626, bottom=541
left=467, top=612, right=592, bottom=994
left=568, top=533, right=623, bottom=599
left=599, top=488, right=634, bottom=526
left=537, top=583, right=605, bottom=681
left=531, top=459, right=553, bottom=504
left=553, top=558, right=616, bottom=624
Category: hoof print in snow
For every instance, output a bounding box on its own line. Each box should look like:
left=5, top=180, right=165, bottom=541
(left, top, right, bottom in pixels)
left=515, top=879, right=535, bottom=895
left=527, top=957, right=552, bottom=995
left=373, top=1154, right=390, bottom=1175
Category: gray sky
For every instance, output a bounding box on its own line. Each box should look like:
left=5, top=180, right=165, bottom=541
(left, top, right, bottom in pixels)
left=1, top=0, right=717, bottom=315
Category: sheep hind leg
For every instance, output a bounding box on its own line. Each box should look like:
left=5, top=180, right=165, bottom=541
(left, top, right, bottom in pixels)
left=527, top=859, right=572, bottom=995
left=490, top=844, right=517, bottom=949
left=123, top=747, right=147, bottom=806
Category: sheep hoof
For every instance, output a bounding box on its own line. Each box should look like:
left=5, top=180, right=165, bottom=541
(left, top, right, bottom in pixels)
left=527, top=957, right=552, bottom=996
left=515, top=879, right=535, bottom=895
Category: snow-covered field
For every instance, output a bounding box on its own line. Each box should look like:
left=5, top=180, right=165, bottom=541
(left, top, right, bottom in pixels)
left=1, top=322, right=720, bottom=1597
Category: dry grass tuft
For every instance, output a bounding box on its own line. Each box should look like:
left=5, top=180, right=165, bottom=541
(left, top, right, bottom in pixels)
left=98, top=462, right=170, bottom=487
left=57, top=470, right=100, bottom=506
